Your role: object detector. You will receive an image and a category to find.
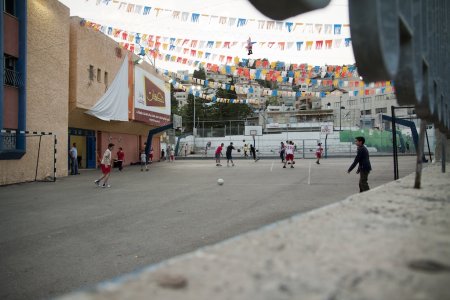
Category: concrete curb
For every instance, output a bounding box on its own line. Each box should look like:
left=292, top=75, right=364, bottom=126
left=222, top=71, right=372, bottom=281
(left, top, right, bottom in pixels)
left=59, top=164, right=450, bottom=300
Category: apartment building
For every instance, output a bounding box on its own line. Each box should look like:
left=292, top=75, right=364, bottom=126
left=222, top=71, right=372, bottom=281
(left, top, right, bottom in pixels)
left=322, top=89, right=411, bottom=130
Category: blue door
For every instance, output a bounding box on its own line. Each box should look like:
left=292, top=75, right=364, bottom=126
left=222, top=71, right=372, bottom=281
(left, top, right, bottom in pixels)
left=86, top=136, right=96, bottom=168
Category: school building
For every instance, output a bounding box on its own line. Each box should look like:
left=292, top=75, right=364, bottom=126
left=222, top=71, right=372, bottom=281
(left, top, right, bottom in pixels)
left=0, top=0, right=168, bottom=185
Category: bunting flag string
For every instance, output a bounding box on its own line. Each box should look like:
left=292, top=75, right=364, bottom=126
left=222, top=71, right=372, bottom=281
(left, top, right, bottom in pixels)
left=120, top=40, right=357, bottom=79
left=159, top=64, right=393, bottom=101
left=163, top=74, right=395, bottom=105
left=83, top=1, right=349, bottom=35
left=119, top=38, right=357, bottom=77
left=84, top=20, right=352, bottom=54
left=188, top=78, right=394, bottom=99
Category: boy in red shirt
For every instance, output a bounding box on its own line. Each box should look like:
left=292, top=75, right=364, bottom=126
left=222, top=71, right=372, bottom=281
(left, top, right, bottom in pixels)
left=149, top=147, right=154, bottom=163
left=316, top=143, right=324, bottom=164
left=117, top=147, right=125, bottom=171
left=215, top=143, right=224, bottom=166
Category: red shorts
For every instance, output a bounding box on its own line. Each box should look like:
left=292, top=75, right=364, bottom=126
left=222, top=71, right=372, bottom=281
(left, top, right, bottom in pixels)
left=286, top=154, right=294, bottom=161
left=101, top=164, right=111, bottom=174
left=316, top=153, right=322, bottom=158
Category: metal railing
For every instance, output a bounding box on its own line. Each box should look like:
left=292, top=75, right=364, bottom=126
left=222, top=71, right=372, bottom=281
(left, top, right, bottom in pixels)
left=1, top=132, right=17, bottom=150
left=3, top=69, right=24, bottom=88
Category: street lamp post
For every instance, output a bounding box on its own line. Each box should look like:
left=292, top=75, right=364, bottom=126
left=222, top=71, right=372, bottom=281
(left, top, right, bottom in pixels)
left=193, top=93, right=196, bottom=136
left=338, top=96, right=346, bottom=131
left=360, top=76, right=365, bottom=129
left=193, top=85, right=201, bottom=135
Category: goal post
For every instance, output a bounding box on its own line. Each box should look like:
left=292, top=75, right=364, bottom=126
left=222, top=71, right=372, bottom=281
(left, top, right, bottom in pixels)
left=1, top=130, right=57, bottom=183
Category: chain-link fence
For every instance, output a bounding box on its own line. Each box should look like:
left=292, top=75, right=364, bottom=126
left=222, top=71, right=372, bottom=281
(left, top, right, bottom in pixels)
left=173, top=117, right=434, bottom=159
left=194, top=120, right=246, bottom=137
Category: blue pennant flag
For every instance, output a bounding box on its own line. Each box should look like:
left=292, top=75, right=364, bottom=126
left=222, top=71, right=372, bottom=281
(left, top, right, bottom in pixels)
left=191, top=13, right=200, bottom=22
left=285, top=22, right=293, bottom=32
left=143, top=6, right=151, bottom=15
left=237, top=18, right=247, bottom=27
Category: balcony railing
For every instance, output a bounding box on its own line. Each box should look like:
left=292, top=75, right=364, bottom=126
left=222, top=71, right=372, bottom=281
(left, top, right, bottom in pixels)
left=3, top=68, right=24, bottom=88
left=1, top=132, right=17, bottom=150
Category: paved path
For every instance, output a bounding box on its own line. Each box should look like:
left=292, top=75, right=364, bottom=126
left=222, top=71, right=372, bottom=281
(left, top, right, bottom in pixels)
left=0, top=157, right=416, bottom=299
left=59, top=162, right=450, bottom=300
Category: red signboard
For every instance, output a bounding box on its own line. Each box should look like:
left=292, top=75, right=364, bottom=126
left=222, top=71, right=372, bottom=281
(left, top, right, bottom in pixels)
left=145, top=77, right=166, bottom=107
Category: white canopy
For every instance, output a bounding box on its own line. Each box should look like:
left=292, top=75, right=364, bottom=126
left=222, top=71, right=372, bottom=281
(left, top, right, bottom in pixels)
left=85, top=58, right=129, bottom=121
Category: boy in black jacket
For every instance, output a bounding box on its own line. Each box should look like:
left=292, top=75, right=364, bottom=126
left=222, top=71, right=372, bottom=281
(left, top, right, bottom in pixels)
left=348, top=136, right=372, bottom=192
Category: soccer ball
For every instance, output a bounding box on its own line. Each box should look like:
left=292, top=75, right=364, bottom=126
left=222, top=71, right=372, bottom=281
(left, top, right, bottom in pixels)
left=217, top=178, right=224, bottom=185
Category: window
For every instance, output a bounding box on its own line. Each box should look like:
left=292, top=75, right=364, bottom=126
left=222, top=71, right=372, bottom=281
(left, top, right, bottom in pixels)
left=289, top=116, right=297, bottom=124
left=4, top=54, right=18, bottom=87
left=361, top=97, right=371, bottom=104
left=361, top=109, right=372, bottom=115
left=375, top=107, right=387, bottom=114
left=104, top=71, right=108, bottom=87
left=4, top=54, right=16, bottom=71
left=348, top=99, right=356, bottom=106
left=4, top=0, right=15, bottom=16
left=88, top=65, right=94, bottom=81
left=267, top=117, right=273, bottom=124
left=97, top=68, right=101, bottom=82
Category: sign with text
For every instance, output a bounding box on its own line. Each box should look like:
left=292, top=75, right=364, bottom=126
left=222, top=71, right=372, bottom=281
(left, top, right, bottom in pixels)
left=134, top=67, right=171, bottom=126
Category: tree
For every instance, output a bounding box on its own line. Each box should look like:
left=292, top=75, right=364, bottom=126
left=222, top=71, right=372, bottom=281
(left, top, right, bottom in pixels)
left=211, top=77, right=253, bottom=122
left=180, top=94, right=215, bottom=132
left=193, top=66, right=206, bottom=80
left=169, top=83, right=179, bottom=115
left=265, top=96, right=280, bottom=107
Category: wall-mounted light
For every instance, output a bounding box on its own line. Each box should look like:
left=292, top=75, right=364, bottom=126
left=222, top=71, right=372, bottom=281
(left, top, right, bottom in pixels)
left=134, top=58, right=143, bottom=65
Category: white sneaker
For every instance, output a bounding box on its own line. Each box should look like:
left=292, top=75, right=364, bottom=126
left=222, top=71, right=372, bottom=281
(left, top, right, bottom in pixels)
left=102, top=184, right=111, bottom=188
left=94, top=180, right=100, bottom=186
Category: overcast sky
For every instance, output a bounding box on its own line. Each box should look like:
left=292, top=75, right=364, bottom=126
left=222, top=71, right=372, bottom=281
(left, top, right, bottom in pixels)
left=58, top=0, right=355, bottom=71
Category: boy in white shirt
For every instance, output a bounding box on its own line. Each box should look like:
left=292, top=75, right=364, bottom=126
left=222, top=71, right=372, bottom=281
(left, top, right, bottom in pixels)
left=141, top=150, right=148, bottom=171
left=283, top=141, right=295, bottom=169
left=95, top=143, right=114, bottom=187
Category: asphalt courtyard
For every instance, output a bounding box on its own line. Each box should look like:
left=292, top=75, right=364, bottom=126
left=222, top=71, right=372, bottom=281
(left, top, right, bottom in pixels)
left=0, top=156, right=417, bottom=300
